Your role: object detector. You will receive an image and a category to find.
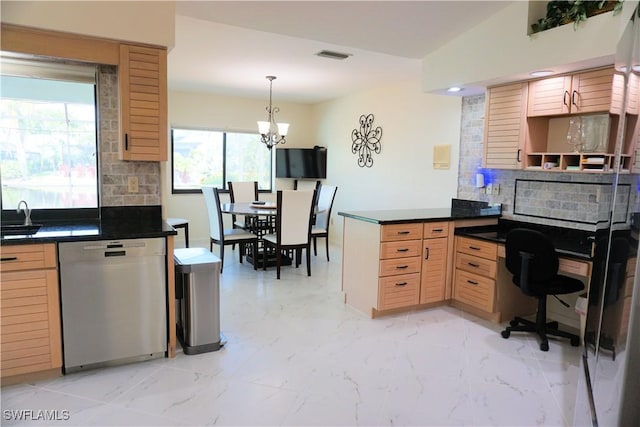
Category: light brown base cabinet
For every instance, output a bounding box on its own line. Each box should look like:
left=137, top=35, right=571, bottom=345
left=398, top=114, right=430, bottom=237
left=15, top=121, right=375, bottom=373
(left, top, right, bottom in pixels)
left=452, top=236, right=497, bottom=314
left=342, top=218, right=455, bottom=317
left=1, top=244, right=62, bottom=383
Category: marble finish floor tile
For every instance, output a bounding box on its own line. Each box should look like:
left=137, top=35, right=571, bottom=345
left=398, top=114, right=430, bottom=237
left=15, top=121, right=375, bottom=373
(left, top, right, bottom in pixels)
left=1, top=245, right=580, bottom=426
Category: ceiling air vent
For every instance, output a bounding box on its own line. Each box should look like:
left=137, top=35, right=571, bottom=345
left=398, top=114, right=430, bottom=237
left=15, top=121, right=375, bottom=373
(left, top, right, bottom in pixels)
left=315, top=50, right=352, bottom=60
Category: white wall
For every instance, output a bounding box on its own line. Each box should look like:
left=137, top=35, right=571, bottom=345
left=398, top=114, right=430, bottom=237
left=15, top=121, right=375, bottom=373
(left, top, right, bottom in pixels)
left=311, top=78, right=462, bottom=243
left=0, top=1, right=175, bottom=48
left=422, top=0, right=638, bottom=93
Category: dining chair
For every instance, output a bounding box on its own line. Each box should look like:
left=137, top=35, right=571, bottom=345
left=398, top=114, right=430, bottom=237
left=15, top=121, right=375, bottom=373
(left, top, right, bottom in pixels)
left=202, top=186, right=258, bottom=273
left=262, top=190, right=316, bottom=279
left=227, top=181, right=259, bottom=230
left=311, top=185, right=338, bottom=261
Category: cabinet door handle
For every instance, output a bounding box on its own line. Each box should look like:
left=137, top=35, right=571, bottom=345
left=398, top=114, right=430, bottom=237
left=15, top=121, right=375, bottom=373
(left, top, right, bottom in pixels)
left=425, top=247, right=430, bottom=260
left=517, top=148, right=522, bottom=162
left=467, top=280, right=479, bottom=286
left=397, top=231, right=410, bottom=235
left=468, top=262, right=480, bottom=268
left=396, top=265, right=409, bottom=270
left=125, top=133, right=129, bottom=151
left=0, top=257, right=18, bottom=262
left=572, top=90, right=578, bottom=107
left=396, top=248, right=409, bottom=252
left=563, top=90, right=570, bottom=107
left=395, top=282, right=408, bottom=287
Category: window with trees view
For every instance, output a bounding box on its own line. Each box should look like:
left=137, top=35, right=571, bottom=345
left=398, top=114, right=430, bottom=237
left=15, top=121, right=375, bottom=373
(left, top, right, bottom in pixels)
left=0, top=61, right=98, bottom=211
left=172, top=128, right=273, bottom=193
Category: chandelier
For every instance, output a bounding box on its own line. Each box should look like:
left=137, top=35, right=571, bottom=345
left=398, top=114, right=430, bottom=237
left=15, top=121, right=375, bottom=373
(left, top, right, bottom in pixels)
left=257, top=75, right=289, bottom=149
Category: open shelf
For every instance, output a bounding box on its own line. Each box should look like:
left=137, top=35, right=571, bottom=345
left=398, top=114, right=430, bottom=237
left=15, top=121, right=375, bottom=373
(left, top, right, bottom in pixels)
left=525, top=152, right=631, bottom=173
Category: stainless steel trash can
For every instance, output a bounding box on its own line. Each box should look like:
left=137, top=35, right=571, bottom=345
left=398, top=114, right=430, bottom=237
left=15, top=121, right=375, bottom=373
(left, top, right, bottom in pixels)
left=174, top=248, right=224, bottom=355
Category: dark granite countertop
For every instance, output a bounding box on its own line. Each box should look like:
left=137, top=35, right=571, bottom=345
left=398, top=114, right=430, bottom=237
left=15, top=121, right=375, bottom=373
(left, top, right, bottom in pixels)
left=455, top=219, right=599, bottom=261
left=1, top=205, right=177, bottom=245
left=338, top=199, right=501, bottom=225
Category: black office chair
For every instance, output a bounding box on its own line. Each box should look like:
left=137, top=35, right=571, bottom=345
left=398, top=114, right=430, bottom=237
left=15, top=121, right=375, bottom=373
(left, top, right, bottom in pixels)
left=501, top=228, right=585, bottom=351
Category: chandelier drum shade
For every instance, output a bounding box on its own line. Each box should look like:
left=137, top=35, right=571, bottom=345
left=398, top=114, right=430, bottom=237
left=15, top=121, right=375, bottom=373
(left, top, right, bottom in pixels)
left=258, top=75, right=289, bottom=149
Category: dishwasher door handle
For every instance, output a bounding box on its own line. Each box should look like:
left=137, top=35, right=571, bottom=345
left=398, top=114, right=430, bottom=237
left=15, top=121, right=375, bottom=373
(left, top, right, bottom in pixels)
left=83, top=242, right=146, bottom=251
left=105, top=250, right=126, bottom=257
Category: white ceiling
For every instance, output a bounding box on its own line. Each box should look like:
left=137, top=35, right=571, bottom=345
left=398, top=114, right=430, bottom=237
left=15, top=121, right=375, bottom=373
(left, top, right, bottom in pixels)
left=169, top=1, right=513, bottom=103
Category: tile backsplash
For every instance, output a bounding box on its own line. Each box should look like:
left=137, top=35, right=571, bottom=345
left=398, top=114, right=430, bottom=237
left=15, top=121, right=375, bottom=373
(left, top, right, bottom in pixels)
left=97, top=65, right=160, bottom=206
left=457, top=94, right=639, bottom=231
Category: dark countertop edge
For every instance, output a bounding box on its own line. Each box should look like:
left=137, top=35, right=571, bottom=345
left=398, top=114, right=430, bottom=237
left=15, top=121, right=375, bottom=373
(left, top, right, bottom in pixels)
left=1, top=230, right=177, bottom=245
left=454, top=228, right=593, bottom=262
left=338, top=211, right=501, bottom=225
left=1, top=222, right=177, bottom=245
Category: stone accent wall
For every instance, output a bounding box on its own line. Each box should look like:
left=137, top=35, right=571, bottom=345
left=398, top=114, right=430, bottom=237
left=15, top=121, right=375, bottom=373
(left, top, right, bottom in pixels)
left=97, top=65, right=161, bottom=206
left=457, top=94, right=638, bottom=231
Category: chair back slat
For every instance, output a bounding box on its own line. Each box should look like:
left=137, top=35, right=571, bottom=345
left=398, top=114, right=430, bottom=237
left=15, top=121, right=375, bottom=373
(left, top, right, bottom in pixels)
left=277, top=190, right=315, bottom=245
left=314, top=185, right=337, bottom=231
left=228, top=181, right=259, bottom=228
left=202, top=186, right=223, bottom=240
left=228, top=181, right=258, bottom=202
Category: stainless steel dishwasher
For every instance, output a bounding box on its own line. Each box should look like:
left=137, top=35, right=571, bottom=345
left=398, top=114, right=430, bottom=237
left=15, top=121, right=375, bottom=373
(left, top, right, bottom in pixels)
left=58, top=238, right=167, bottom=372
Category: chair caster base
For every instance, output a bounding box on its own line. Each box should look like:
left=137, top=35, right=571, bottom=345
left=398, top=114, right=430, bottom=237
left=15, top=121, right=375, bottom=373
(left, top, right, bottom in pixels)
left=501, top=330, right=510, bottom=339
left=540, top=341, right=549, bottom=352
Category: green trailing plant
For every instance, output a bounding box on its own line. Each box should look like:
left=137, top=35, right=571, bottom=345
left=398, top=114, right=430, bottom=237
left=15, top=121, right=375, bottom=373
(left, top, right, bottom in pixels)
left=531, top=0, right=624, bottom=34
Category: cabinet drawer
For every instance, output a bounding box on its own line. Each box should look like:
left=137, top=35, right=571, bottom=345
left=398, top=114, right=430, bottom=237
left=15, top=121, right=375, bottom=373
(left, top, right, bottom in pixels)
left=424, top=221, right=449, bottom=238
left=380, top=240, right=421, bottom=259
left=381, top=223, right=422, bottom=242
left=0, top=244, right=56, bottom=272
left=456, top=236, right=497, bottom=260
left=378, top=273, right=420, bottom=310
left=454, top=270, right=495, bottom=312
left=379, top=256, right=421, bottom=277
left=455, top=252, right=496, bottom=279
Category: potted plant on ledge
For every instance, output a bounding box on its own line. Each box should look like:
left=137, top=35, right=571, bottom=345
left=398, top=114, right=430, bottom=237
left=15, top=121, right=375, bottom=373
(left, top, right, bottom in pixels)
left=531, top=0, right=624, bottom=34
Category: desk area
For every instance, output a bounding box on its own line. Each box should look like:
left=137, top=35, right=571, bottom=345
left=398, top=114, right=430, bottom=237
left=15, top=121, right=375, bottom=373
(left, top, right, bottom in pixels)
left=453, top=219, right=597, bottom=333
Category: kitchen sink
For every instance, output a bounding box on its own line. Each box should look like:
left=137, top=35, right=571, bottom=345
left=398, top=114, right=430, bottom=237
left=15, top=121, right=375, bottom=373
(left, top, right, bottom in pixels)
left=0, top=224, right=42, bottom=236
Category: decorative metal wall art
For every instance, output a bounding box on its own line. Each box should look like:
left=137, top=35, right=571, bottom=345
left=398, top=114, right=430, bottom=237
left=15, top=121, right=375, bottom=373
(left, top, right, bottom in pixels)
left=351, top=114, right=382, bottom=167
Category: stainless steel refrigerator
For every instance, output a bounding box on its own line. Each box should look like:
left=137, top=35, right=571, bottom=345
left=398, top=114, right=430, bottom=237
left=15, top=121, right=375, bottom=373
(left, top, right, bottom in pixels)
left=574, top=6, right=640, bottom=426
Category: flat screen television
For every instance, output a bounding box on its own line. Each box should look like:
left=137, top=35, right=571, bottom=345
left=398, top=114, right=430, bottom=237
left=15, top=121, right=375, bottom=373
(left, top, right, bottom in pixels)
left=276, top=147, right=327, bottom=179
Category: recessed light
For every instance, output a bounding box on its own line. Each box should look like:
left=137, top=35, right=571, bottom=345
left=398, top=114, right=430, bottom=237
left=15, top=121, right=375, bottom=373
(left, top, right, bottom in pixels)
left=530, top=70, right=554, bottom=77
left=447, top=86, right=463, bottom=93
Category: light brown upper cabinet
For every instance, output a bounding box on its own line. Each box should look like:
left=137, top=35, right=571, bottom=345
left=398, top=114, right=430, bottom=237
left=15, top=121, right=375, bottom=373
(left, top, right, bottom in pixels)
left=527, top=67, right=614, bottom=117
left=483, top=82, right=528, bottom=169
left=119, top=44, right=168, bottom=161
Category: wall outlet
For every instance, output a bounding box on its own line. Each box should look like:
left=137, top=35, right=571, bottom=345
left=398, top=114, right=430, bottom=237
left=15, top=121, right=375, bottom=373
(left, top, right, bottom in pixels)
left=128, top=176, right=139, bottom=193
left=485, top=183, right=493, bottom=195
left=492, top=183, right=500, bottom=195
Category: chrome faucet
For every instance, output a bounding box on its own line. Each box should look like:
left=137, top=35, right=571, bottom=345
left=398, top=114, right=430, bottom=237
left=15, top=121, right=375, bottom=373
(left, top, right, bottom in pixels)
left=17, top=200, right=32, bottom=226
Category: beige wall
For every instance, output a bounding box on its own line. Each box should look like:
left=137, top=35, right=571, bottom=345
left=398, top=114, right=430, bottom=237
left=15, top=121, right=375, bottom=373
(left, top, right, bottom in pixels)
left=310, top=78, right=462, bottom=243
left=0, top=0, right=175, bottom=48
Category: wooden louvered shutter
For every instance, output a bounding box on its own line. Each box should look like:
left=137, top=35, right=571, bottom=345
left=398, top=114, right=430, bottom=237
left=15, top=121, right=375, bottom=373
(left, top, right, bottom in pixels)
left=119, top=44, right=167, bottom=161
